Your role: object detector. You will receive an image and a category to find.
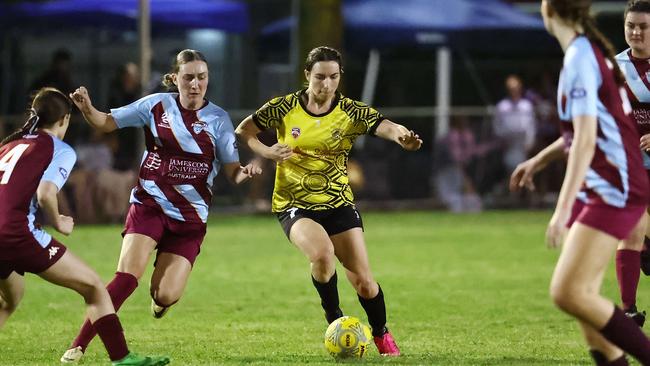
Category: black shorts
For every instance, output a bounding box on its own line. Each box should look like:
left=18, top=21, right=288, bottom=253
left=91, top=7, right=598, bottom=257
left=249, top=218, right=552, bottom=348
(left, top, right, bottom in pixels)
left=276, top=205, right=364, bottom=238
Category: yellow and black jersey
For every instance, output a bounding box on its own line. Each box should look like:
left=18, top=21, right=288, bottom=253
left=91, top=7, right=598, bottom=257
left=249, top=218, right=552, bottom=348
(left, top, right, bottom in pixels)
left=252, top=89, right=385, bottom=212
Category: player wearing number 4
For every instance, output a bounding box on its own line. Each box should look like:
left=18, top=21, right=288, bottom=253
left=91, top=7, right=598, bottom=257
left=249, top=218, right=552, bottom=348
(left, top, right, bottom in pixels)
left=236, top=46, right=422, bottom=356
left=0, top=88, right=169, bottom=366
left=60, top=49, right=262, bottom=363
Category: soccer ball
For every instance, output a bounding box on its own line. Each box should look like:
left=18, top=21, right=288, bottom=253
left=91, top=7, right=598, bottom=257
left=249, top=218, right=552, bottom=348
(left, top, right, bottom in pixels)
left=324, top=316, right=372, bottom=360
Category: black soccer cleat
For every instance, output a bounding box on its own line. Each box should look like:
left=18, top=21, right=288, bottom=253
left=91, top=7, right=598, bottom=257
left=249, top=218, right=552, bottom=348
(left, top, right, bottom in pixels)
left=625, top=305, right=646, bottom=327
left=325, top=308, right=343, bottom=324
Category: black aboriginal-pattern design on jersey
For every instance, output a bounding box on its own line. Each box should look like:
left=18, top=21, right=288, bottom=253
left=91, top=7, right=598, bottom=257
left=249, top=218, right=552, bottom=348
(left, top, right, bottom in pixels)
left=253, top=92, right=300, bottom=130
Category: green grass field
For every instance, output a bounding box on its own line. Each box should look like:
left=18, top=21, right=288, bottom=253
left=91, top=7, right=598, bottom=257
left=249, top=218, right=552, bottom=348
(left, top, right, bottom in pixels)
left=1, top=211, right=648, bottom=365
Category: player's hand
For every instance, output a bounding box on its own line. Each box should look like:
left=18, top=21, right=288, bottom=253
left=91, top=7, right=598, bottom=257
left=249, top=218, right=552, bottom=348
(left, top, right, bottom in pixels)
left=266, top=143, right=293, bottom=162
left=546, top=208, right=569, bottom=249
left=56, top=214, right=74, bottom=236
left=640, top=133, right=650, bottom=152
left=397, top=129, right=423, bottom=151
left=69, top=87, right=93, bottom=112
left=509, top=157, right=540, bottom=192
left=241, top=159, right=263, bottom=178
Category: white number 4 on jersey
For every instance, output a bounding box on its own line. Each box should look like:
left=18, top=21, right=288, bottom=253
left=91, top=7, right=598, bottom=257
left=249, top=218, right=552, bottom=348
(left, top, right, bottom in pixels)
left=0, top=143, right=29, bottom=184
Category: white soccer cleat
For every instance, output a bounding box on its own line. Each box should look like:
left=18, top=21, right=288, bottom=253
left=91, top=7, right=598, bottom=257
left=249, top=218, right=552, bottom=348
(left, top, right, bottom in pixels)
left=60, top=346, right=84, bottom=363
left=151, top=299, right=170, bottom=319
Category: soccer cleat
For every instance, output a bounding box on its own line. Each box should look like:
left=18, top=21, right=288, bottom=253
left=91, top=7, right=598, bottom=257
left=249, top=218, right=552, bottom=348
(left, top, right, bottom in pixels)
left=151, top=299, right=170, bottom=319
left=111, top=352, right=170, bottom=366
left=60, top=346, right=84, bottom=363
left=325, top=308, right=343, bottom=324
left=373, top=328, right=400, bottom=356
left=625, top=305, right=646, bottom=327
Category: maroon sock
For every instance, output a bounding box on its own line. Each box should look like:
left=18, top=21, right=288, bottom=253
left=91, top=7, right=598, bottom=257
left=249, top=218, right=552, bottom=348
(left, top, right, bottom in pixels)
left=615, top=250, right=641, bottom=311
left=600, top=307, right=650, bottom=365
left=93, top=313, right=129, bottom=361
left=71, top=272, right=138, bottom=351
left=609, top=355, right=630, bottom=366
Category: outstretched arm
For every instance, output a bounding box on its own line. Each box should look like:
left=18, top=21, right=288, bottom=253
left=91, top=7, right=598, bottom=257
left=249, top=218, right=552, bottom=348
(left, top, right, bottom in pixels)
left=509, top=136, right=565, bottom=192
left=374, top=119, right=422, bottom=151
left=69, top=86, right=118, bottom=133
left=222, top=160, right=263, bottom=185
left=235, top=116, right=293, bottom=162
left=37, top=181, right=74, bottom=235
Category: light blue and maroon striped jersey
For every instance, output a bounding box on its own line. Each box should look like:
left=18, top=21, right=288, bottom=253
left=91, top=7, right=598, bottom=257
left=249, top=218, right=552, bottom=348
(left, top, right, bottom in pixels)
left=111, top=93, right=240, bottom=223
left=0, top=131, right=76, bottom=249
left=616, top=48, right=650, bottom=169
left=557, top=36, right=648, bottom=208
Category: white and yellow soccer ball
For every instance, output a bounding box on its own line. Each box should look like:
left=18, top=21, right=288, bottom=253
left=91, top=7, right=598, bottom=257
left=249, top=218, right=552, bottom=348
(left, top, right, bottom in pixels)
left=324, top=316, right=372, bottom=360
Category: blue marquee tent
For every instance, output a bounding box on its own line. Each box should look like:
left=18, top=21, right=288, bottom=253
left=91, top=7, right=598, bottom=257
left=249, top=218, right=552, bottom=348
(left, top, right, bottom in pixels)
left=1, top=0, right=249, bottom=32
left=262, top=0, right=544, bottom=48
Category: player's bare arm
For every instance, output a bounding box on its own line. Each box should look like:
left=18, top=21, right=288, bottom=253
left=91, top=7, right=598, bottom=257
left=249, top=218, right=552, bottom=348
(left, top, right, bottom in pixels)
left=36, top=180, right=74, bottom=235
left=69, top=86, right=118, bottom=133
left=374, top=119, right=422, bottom=151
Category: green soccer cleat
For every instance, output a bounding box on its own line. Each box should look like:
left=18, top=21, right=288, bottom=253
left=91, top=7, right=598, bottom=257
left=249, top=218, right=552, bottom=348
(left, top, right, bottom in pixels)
left=111, top=353, right=170, bottom=366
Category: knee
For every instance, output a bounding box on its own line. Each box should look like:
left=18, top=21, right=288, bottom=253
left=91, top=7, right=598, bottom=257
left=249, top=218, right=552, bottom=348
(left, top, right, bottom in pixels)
left=77, top=273, right=106, bottom=303
left=310, top=246, right=336, bottom=269
left=549, top=281, right=585, bottom=315
left=0, top=296, right=21, bottom=314
left=353, top=276, right=377, bottom=298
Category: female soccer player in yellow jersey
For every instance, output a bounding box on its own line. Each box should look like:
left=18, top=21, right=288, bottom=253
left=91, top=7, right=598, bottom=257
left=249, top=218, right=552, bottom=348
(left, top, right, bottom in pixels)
left=236, top=46, right=422, bottom=356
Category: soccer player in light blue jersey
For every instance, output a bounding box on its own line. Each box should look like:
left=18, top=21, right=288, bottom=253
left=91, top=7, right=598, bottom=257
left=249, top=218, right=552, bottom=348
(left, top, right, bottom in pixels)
left=510, top=0, right=650, bottom=364
left=61, top=50, right=261, bottom=363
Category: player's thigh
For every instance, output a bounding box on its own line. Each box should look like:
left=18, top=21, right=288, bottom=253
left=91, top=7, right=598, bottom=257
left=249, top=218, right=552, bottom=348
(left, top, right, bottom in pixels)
left=0, top=271, right=25, bottom=307
left=619, top=212, right=646, bottom=251
left=116, top=233, right=157, bottom=278
left=37, top=251, right=104, bottom=294
left=330, top=228, right=372, bottom=277
left=551, top=223, right=618, bottom=296
left=289, top=218, right=335, bottom=261
left=150, top=252, right=192, bottom=298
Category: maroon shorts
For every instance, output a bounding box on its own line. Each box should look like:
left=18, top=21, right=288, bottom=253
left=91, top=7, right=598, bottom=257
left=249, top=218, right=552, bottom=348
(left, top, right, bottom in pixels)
left=0, top=234, right=67, bottom=279
left=567, top=200, right=646, bottom=240
left=122, top=203, right=207, bottom=266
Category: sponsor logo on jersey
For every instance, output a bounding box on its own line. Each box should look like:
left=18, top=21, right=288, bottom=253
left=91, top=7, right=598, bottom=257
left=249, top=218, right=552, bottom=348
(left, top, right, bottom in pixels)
left=570, top=88, right=587, bottom=98
left=167, top=158, right=210, bottom=180
left=58, top=167, right=68, bottom=180
left=144, top=152, right=162, bottom=171
left=192, top=120, right=207, bottom=134
left=158, top=112, right=172, bottom=129
left=48, top=246, right=59, bottom=259
left=291, top=127, right=301, bottom=139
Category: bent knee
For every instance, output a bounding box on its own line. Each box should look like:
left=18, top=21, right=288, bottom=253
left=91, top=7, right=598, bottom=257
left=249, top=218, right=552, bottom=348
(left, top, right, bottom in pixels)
left=310, top=246, right=336, bottom=266
left=353, top=277, right=377, bottom=298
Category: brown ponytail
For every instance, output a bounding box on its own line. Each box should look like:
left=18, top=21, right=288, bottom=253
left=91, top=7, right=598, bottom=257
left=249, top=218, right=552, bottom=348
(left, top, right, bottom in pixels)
left=1, top=87, right=71, bottom=146
left=549, top=0, right=625, bottom=85
left=161, top=49, right=208, bottom=91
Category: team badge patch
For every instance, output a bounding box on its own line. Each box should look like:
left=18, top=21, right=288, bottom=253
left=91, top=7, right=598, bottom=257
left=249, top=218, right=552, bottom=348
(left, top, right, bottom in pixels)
left=570, top=88, right=587, bottom=98
left=291, top=127, right=301, bottom=139
left=192, top=121, right=207, bottom=134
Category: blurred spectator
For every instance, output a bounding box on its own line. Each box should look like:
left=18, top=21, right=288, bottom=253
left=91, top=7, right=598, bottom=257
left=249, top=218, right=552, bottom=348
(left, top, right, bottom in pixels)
left=493, top=74, right=537, bottom=173
left=29, top=48, right=75, bottom=95
left=108, top=62, right=142, bottom=171
left=66, top=130, right=136, bottom=223
left=434, top=116, right=491, bottom=212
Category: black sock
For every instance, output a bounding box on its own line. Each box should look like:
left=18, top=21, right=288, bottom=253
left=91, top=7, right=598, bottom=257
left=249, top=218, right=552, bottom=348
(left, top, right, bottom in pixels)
left=358, top=284, right=387, bottom=337
left=590, top=350, right=608, bottom=366
left=312, top=272, right=342, bottom=323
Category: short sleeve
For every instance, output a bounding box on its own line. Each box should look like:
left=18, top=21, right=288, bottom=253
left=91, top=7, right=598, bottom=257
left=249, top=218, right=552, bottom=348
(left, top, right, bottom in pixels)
left=252, top=96, right=290, bottom=130
left=340, top=99, right=385, bottom=136
left=214, top=113, right=240, bottom=164
left=41, top=141, right=76, bottom=191
left=565, top=50, right=600, bottom=118
left=110, top=93, right=161, bottom=129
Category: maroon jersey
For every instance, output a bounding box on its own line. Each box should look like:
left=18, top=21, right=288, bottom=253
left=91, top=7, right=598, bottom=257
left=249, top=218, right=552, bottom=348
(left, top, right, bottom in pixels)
left=0, top=131, right=76, bottom=244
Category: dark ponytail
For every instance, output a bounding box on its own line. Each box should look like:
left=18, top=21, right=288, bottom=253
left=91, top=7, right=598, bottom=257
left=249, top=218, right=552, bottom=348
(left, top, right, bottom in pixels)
left=549, top=0, right=625, bottom=85
left=1, top=87, right=72, bottom=146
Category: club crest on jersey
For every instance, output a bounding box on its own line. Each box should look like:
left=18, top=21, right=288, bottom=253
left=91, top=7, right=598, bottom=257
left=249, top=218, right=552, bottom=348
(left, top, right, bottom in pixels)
left=570, top=88, right=587, bottom=99
left=192, top=121, right=207, bottom=134
left=291, top=127, right=301, bottom=139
